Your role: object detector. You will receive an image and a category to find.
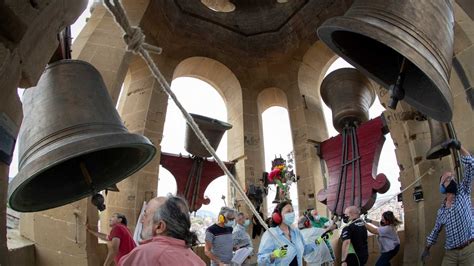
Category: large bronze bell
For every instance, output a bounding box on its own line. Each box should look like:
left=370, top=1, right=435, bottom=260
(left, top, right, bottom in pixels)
left=320, top=68, right=375, bottom=133
left=184, top=113, right=232, bottom=158
left=317, top=0, right=454, bottom=122
left=8, top=60, right=156, bottom=212
left=426, top=118, right=452, bottom=160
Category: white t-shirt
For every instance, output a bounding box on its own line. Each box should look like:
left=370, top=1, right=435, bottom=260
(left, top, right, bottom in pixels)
left=300, top=228, right=333, bottom=265
left=377, top=225, right=400, bottom=253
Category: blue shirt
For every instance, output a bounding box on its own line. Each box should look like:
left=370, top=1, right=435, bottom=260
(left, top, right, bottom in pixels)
left=258, top=226, right=317, bottom=265
left=427, top=155, right=474, bottom=250
left=233, top=224, right=253, bottom=249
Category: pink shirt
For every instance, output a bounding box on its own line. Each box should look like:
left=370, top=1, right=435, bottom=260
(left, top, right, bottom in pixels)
left=118, top=235, right=205, bottom=266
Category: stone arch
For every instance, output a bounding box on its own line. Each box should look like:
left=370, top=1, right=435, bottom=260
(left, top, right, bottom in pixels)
left=298, top=41, right=339, bottom=97
left=256, top=87, right=294, bottom=207
left=171, top=56, right=246, bottom=209
left=172, top=56, right=244, bottom=163
left=257, top=87, right=288, bottom=111
left=256, top=86, right=289, bottom=170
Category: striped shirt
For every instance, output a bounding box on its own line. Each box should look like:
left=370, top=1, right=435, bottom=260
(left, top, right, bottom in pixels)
left=426, top=155, right=474, bottom=250
left=205, top=224, right=234, bottom=265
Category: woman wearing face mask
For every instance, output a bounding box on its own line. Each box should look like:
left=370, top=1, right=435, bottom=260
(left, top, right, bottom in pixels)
left=365, top=211, right=401, bottom=266
left=258, top=201, right=318, bottom=265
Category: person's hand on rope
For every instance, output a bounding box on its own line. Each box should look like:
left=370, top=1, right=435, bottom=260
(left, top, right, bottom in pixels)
left=272, top=246, right=288, bottom=259
left=420, top=246, right=430, bottom=264
left=363, top=214, right=373, bottom=224
left=315, top=231, right=333, bottom=245
left=441, top=139, right=461, bottom=150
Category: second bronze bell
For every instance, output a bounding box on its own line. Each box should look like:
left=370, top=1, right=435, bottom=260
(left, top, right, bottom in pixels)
left=317, top=0, right=454, bottom=122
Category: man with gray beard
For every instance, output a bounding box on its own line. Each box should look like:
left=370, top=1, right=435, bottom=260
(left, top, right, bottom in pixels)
left=118, top=195, right=205, bottom=266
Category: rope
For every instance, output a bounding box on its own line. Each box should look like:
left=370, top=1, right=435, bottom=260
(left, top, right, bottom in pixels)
left=103, top=0, right=285, bottom=247
left=368, top=167, right=435, bottom=214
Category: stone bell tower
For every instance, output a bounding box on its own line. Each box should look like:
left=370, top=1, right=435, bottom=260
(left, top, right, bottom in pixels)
left=1, top=1, right=473, bottom=265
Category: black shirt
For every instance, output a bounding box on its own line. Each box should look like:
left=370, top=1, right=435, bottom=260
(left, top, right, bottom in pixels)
left=341, top=218, right=368, bottom=264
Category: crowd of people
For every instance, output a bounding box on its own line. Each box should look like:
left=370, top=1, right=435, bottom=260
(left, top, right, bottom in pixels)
left=85, top=142, right=472, bottom=265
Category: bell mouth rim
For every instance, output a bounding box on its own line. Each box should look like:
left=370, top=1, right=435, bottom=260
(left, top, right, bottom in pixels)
left=8, top=133, right=156, bottom=212
left=189, top=113, right=233, bottom=130
left=317, top=17, right=453, bottom=122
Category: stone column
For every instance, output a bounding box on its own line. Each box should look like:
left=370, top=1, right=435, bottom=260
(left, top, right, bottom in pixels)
left=287, top=81, right=329, bottom=215
left=0, top=45, right=22, bottom=266
left=231, top=84, right=266, bottom=253
left=71, top=2, right=138, bottom=103
left=101, top=55, right=168, bottom=233
left=291, top=42, right=335, bottom=215
left=376, top=87, right=454, bottom=265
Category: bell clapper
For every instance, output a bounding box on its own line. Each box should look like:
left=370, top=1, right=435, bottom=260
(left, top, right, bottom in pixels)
left=80, top=162, right=106, bottom=211
left=79, top=162, right=94, bottom=188
left=388, top=58, right=407, bottom=110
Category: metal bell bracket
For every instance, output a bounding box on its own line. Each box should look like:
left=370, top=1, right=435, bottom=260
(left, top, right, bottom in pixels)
left=388, top=58, right=407, bottom=110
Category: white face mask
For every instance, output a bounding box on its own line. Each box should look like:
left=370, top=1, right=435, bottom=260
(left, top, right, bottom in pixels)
left=225, top=220, right=235, bottom=227
left=283, top=212, right=295, bottom=226
left=243, top=219, right=250, bottom=227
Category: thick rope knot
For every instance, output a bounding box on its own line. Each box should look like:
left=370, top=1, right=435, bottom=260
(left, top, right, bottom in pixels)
left=124, top=27, right=145, bottom=54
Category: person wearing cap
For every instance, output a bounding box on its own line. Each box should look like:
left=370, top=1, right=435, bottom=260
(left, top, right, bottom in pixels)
left=258, top=201, right=319, bottom=265
left=421, top=141, right=473, bottom=265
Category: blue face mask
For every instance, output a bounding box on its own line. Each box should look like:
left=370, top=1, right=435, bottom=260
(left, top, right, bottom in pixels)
left=440, top=184, right=447, bottom=194
left=243, top=219, right=250, bottom=227
left=225, top=220, right=235, bottom=227
left=283, top=212, right=295, bottom=226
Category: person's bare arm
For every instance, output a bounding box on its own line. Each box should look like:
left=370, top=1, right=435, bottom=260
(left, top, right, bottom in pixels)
left=87, top=226, right=109, bottom=242
left=204, top=241, right=221, bottom=264
left=103, top=237, right=120, bottom=266
left=365, top=223, right=379, bottom=235
left=341, top=239, right=351, bottom=265
left=460, top=145, right=470, bottom=157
